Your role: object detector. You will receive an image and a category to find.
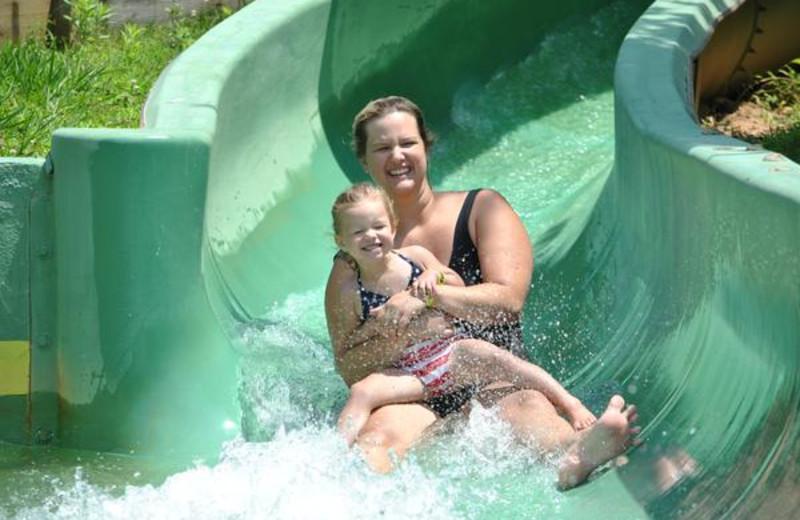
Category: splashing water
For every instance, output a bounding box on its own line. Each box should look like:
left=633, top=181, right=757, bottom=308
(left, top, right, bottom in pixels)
left=7, top=411, right=565, bottom=520
left=2, top=2, right=650, bottom=518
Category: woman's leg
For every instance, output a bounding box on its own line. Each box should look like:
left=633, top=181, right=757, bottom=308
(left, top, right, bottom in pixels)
left=448, top=339, right=596, bottom=429
left=339, top=370, right=426, bottom=446
left=479, top=388, right=639, bottom=488
left=351, top=385, right=638, bottom=486
left=480, top=387, right=579, bottom=454
left=355, top=402, right=438, bottom=473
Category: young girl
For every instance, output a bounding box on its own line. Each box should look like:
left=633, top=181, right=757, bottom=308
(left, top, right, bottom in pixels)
left=331, top=184, right=596, bottom=446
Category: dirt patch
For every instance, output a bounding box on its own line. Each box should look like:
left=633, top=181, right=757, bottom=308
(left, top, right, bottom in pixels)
left=700, top=60, right=800, bottom=163
left=700, top=100, right=793, bottom=141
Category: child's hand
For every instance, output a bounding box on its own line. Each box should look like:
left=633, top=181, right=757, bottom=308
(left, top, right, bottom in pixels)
left=410, top=270, right=445, bottom=305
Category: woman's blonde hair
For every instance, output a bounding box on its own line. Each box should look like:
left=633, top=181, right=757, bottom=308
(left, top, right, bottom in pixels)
left=331, top=183, right=397, bottom=237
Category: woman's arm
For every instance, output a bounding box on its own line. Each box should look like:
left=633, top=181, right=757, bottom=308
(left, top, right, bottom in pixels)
left=428, top=190, right=533, bottom=323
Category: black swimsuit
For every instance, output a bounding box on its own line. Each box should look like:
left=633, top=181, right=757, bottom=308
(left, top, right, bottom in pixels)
left=423, top=189, right=525, bottom=417
left=448, top=189, right=484, bottom=286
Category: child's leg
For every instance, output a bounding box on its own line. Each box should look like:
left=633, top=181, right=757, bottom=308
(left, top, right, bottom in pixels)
left=448, top=339, right=597, bottom=430
left=338, top=369, right=426, bottom=446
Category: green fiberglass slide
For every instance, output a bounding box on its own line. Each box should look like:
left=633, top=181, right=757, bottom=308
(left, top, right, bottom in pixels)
left=0, top=0, right=799, bottom=518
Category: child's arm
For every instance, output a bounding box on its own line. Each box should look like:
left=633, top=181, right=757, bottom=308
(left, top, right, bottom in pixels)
left=326, top=262, right=408, bottom=385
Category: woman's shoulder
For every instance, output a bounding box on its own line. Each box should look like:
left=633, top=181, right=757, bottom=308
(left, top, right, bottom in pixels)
left=435, top=188, right=511, bottom=216
left=434, top=187, right=505, bottom=201
left=472, top=188, right=512, bottom=209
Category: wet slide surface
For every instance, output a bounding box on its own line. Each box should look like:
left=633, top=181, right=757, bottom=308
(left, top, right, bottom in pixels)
left=1, top=0, right=800, bottom=518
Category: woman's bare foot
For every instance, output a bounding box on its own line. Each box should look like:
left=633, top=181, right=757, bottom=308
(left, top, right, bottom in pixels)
left=557, top=395, right=640, bottom=490
left=563, top=397, right=598, bottom=431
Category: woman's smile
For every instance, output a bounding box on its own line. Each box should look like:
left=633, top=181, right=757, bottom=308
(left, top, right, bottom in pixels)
left=387, top=166, right=411, bottom=177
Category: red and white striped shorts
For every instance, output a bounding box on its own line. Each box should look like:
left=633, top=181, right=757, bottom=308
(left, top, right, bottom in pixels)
left=399, top=333, right=468, bottom=397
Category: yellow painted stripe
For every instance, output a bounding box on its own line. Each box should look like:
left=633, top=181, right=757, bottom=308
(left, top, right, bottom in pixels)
left=0, top=341, right=29, bottom=395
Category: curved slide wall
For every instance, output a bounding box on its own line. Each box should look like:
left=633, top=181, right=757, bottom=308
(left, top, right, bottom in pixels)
left=0, top=0, right=797, bottom=516
left=580, top=0, right=800, bottom=516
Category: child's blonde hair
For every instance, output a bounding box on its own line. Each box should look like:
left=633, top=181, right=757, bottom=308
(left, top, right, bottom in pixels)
left=331, top=183, right=397, bottom=237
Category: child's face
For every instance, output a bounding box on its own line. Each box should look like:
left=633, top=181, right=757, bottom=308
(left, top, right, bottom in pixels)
left=336, top=198, right=395, bottom=264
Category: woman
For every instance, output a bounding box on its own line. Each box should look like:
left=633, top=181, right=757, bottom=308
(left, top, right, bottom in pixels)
left=325, top=96, right=638, bottom=488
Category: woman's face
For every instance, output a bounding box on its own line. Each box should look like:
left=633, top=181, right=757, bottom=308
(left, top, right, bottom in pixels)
left=361, top=111, right=428, bottom=197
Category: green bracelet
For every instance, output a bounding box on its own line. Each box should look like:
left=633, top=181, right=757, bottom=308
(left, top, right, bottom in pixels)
left=425, top=294, right=435, bottom=308
left=435, top=271, right=446, bottom=285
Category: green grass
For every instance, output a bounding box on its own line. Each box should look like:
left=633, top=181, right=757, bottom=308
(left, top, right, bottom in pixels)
left=762, top=125, right=800, bottom=164
left=749, top=58, right=800, bottom=163
left=0, top=2, right=236, bottom=157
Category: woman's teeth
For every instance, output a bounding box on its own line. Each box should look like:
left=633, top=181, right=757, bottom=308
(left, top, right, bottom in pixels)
left=388, top=167, right=410, bottom=176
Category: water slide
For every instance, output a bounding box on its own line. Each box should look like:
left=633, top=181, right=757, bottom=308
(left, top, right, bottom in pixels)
left=1, top=0, right=799, bottom=517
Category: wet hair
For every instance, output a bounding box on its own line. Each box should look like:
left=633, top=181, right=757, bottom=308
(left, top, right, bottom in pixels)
left=331, top=183, right=397, bottom=237
left=351, top=96, right=436, bottom=160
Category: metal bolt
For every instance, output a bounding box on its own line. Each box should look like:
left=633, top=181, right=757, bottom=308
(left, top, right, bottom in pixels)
left=38, top=244, right=52, bottom=258
left=36, top=334, right=50, bottom=348
left=34, top=428, right=54, bottom=445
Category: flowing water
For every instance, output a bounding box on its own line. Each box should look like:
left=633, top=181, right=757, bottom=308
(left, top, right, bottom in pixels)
left=1, top=2, right=650, bottom=518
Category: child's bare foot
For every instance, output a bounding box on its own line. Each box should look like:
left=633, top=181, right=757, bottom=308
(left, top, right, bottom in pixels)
left=557, top=395, right=640, bottom=490
left=563, top=397, right=597, bottom=431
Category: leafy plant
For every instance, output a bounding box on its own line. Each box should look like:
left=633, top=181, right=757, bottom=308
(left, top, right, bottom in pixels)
left=120, top=23, right=144, bottom=48
left=750, top=58, right=800, bottom=112
left=63, top=0, right=112, bottom=44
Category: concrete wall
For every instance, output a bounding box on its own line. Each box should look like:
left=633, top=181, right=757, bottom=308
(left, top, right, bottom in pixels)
left=0, top=0, right=49, bottom=42
left=107, top=0, right=241, bottom=25
left=0, top=0, right=244, bottom=42
left=0, top=157, right=46, bottom=445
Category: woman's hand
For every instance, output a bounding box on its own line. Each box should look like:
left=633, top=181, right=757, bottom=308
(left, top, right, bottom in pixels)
left=403, top=310, right=453, bottom=340
left=370, top=291, right=454, bottom=343
left=368, top=290, right=426, bottom=337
